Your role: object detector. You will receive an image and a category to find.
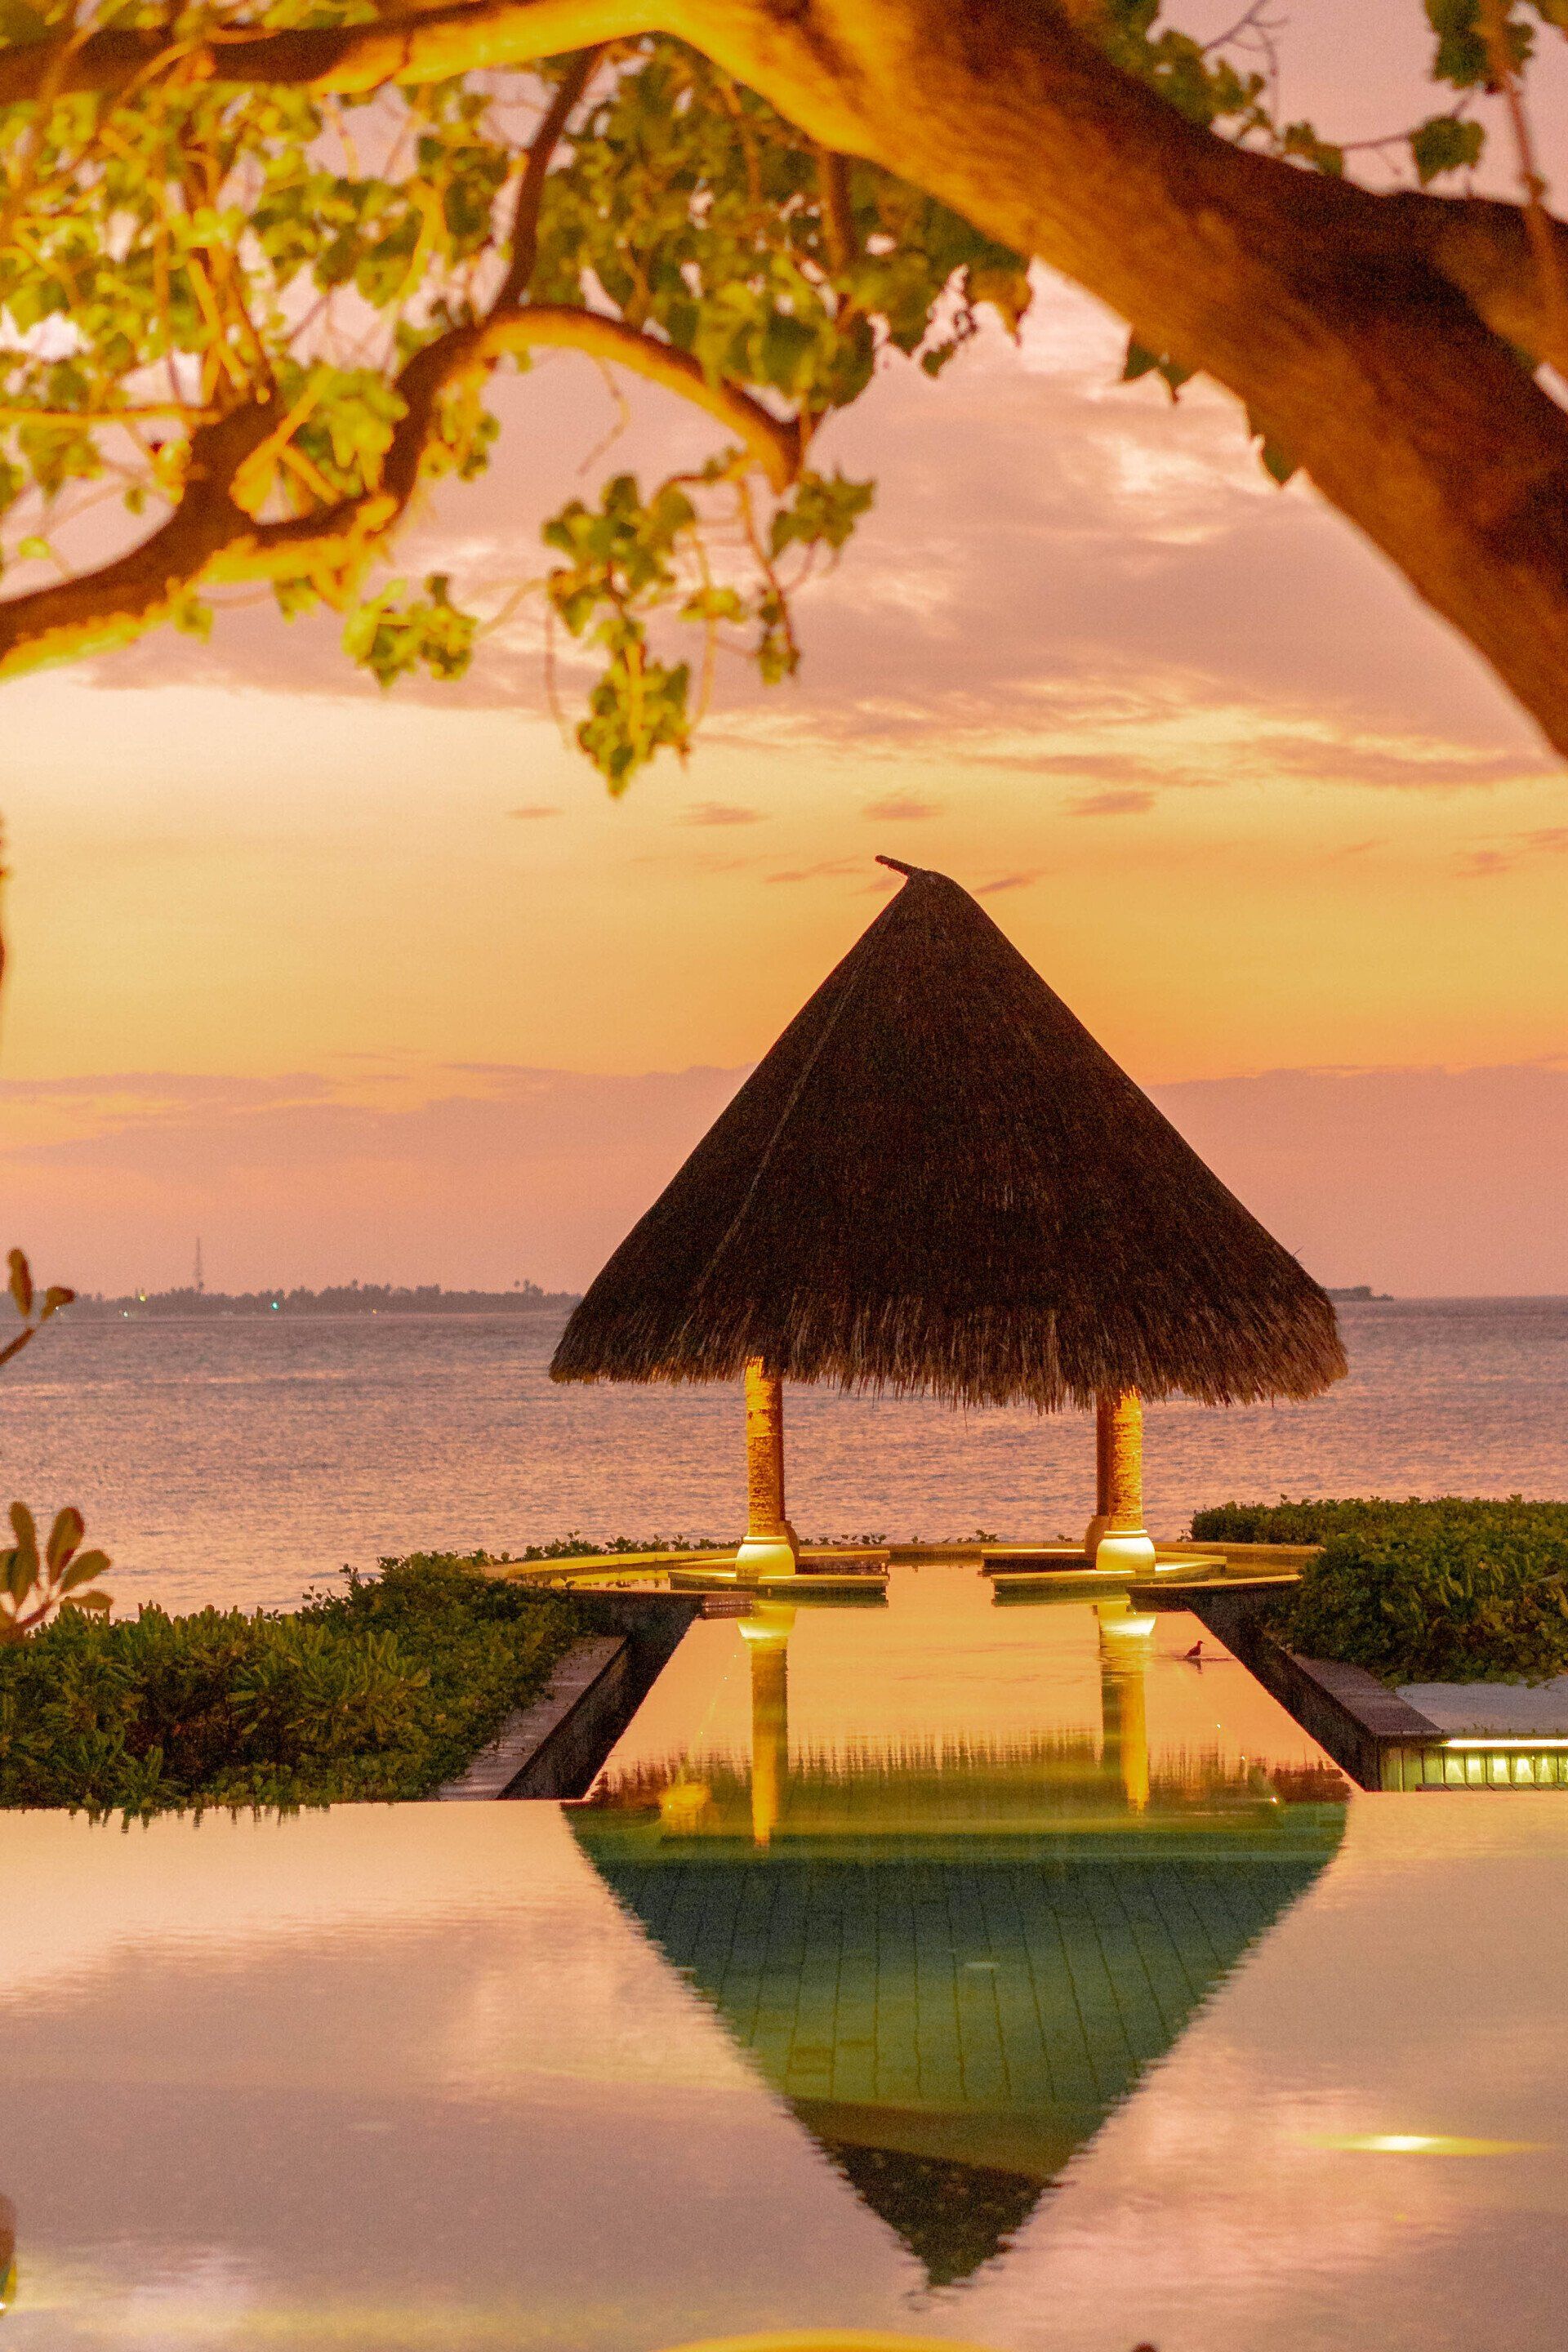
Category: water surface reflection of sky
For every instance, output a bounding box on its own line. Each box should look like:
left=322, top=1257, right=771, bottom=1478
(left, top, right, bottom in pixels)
left=2, top=1576, right=1565, bottom=2350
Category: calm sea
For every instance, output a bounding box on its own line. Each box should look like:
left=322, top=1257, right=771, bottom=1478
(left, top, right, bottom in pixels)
left=0, top=1297, right=1564, bottom=1615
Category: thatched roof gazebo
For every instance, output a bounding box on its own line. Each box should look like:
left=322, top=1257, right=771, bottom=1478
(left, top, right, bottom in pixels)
left=552, top=858, right=1344, bottom=1579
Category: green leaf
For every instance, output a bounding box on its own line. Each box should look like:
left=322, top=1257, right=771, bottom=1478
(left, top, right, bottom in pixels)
left=46, top=1506, right=84, bottom=1575
left=1121, top=336, right=1194, bottom=399
left=1245, top=405, right=1300, bottom=486
left=58, top=1549, right=111, bottom=1594
left=1410, top=114, right=1485, bottom=185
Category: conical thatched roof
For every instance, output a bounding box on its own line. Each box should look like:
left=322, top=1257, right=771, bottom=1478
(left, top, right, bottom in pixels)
left=552, top=860, right=1344, bottom=1408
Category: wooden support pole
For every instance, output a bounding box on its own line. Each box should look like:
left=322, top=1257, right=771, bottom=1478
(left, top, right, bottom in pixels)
left=1084, top=1389, right=1156, bottom=1574
left=1103, top=1390, right=1144, bottom=1531
left=737, top=1357, right=800, bottom=1583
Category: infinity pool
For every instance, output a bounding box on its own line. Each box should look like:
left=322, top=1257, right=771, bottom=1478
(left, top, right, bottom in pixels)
left=3, top=1568, right=1566, bottom=2350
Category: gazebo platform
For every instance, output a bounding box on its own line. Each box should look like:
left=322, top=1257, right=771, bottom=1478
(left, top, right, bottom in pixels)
left=484, top=1540, right=1312, bottom=1601
left=980, top=1544, right=1227, bottom=1586
left=666, top=1560, right=890, bottom=1599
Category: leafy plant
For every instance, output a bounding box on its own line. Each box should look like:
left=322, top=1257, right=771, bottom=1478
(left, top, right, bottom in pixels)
left=1192, top=1495, right=1568, bottom=1545
left=0, top=1553, right=583, bottom=1811
left=0, top=1250, right=107, bottom=1644
left=0, top=1503, right=110, bottom=1642
left=1273, top=1515, right=1568, bottom=1685
left=501, top=1530, right=730, bottom=1559
left=0, top=1245, right=72, bottom=1370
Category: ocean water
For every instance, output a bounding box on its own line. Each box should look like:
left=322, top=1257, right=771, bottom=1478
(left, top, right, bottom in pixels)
left=0, top=1295, right=1563, bottom=1615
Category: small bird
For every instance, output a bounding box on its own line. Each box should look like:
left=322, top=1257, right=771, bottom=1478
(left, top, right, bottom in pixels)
left=1182, top=1639, right=1205, bottom=1663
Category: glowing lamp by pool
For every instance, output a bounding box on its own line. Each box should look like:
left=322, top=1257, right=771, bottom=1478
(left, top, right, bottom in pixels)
left=552, top=861, right=1344, bottom=1579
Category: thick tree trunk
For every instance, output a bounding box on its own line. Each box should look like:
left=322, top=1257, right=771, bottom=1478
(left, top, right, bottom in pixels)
left=661, top=0, right=1568, bottom=757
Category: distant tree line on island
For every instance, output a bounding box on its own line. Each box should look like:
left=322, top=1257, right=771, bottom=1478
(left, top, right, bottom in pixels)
left=66, top=1282, right=582, bottom=1320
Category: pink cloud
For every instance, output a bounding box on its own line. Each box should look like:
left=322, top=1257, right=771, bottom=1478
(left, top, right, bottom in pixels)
left=765, top=858, right=865, bottom=884
left=1455, top=826, right=1568, bottom=877
left=679, top=802, right=765, bottom=826
left=5, top=1061, right=1567, bottom=1298
left=1071, top=788, right=1156, bottom=817
left=861, top=795, right=941, bottom=821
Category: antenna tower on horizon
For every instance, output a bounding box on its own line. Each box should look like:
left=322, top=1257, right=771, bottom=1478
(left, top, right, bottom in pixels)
left=194, top=1236, right=205, bottom=1295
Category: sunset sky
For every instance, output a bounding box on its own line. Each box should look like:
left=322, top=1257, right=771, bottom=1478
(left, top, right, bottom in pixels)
left=2, top=3, right=1565, bottom=1297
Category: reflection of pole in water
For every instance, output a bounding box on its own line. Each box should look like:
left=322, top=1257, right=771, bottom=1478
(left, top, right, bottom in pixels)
left=738, top=1600, right=795, bottom=1846
left=1096, top=1597, right=1155, bottom=1813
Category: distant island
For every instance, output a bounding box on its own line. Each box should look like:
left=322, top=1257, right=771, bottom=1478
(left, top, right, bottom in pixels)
left=1324, top=1285, right=1393, bottom=1302
left=66, top=1281, right=582, bottom=1319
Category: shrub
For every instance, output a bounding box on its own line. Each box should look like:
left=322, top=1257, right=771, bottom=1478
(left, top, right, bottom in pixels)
left=1192, top=1495, right=1568, bottom=1546
left=511, top=1531, right=728, bottom=1558
left=0, top=1553, right=583, bottom=1813
left=1274, top=1519, right=1568, bottom=1685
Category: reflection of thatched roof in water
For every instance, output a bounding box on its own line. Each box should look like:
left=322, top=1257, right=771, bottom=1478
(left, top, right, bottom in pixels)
left=572, top=1815, right=1343, bottom=2283
left=551, top=862, right=1345, bottom=1408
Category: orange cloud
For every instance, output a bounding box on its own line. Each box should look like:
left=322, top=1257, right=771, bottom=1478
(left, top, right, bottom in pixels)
left=861, top=795, right=941, bottom=821
left=679, top=802, right=765, bottom=826
left=1071, top=788, right=1156, bottom=816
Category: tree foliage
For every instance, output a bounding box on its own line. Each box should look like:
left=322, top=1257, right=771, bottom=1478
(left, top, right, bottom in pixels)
left=0, top=1, right=1563, bottom=777
left=0, top=24, right=1028, bottom=784
left=1272, top=1510, right=1568, bottom=1685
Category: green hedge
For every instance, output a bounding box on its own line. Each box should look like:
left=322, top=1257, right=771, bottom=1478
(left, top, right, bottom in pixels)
left=1267, top=1515, right=1568, bottom=1685
left=0, top=1554, right=584, bottom=1814
left=1192, top=1495, right=1568, bottom=1546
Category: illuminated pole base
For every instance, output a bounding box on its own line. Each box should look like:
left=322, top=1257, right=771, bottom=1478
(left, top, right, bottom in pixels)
left=735, top=1531, right=801, bottom=1584
left=1092, top=1529, right=1156, bottom=1575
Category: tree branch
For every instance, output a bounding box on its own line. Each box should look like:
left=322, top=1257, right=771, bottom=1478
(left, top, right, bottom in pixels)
left=0, top=2, right=644, bottom=104
left=0, top=302, right=801, bottom=679
left=493, top=43, right=602, bottom=310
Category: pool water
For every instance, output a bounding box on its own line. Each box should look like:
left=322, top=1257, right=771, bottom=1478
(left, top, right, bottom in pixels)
left=2, top=1569, right=1566, bottom=2351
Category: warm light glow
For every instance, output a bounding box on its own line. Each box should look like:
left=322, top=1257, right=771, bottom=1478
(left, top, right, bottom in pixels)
left=1301, top=2133, right=1547, bottom=2156
left=1444, top=1738, right=1568, bottom=1749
